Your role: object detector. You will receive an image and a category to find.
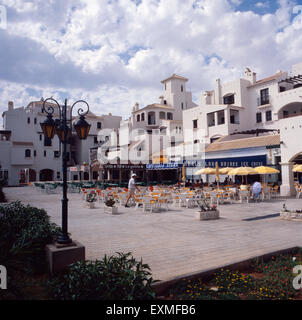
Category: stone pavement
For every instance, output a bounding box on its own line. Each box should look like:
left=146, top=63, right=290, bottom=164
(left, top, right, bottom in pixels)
left=4, top=186, right=302, bottom=281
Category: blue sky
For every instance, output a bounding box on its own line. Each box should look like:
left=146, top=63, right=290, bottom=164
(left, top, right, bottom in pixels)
left=0, top=0, right=302, bottom=124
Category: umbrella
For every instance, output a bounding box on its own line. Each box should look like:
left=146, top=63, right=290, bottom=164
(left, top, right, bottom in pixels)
left=254, top=166, right=280, bottom=185
left=228, top=167, right=258, bottom=184
left=195, top=167, right=216, bottom=175
left=293, top=165, right=302, bottom=172
left=254, top=166, right=280, bottom=174
left=182, top=163, right=186, bottom=182
left=219, top=167, right=232, bottom=174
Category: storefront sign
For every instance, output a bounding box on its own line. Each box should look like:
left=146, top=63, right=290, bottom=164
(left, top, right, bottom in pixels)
left=104, top=164, right=145, bottom=169
left=204, top=155, right=267, bottom=168
left=146, top=163, right=181, bottom=170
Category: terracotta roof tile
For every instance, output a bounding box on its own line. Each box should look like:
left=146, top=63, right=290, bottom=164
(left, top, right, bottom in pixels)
left=205, top=134, right=280, bottom=152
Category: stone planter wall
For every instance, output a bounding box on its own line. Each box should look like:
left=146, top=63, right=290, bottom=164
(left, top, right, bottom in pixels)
left=83, top=201, right=96, bottom=209
left=195, top=210, right=219, bottom=220
left=280, top=210, right=302, bottom=221
left=104, top=206, right=118, bottom=215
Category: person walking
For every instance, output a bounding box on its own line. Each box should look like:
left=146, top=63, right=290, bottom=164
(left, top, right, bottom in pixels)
left=125, top=173, right=139, bottom=207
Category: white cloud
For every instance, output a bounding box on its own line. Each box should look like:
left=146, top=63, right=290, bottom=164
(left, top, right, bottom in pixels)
left=0, top=0, right=302, bottom=125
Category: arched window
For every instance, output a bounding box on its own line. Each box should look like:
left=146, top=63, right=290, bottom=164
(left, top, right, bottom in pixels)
left=159, top=111, right=166, bottom=119
left=137, top=114, right=140, bottom=122
left=167, top=112, right=173, bottom=120
left=141, top=113, right=145, bottom=121
left=25, top=149, right=31, bottom=158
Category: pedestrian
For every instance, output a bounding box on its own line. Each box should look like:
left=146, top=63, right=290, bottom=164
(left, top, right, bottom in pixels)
left=125, top=174, right=139, bottom=207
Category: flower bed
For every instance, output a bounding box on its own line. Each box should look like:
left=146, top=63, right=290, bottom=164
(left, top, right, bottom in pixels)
left=166, top=249, right=302, bottom=300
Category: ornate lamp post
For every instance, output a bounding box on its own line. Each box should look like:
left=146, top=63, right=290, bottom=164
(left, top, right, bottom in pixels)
left=40, top=98, right=91, bottom=244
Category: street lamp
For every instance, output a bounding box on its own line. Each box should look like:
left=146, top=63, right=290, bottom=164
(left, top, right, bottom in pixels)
left=40, top=98, right=91, bottom=244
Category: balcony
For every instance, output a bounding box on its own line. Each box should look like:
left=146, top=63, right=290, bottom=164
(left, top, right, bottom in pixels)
left=257, top=95, right=271, bottom=107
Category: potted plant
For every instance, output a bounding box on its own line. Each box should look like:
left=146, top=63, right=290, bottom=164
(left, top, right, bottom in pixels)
left=280, top=203, right=302, bottom=220
left=195, top=199, right=219, bottom=220
left=104, top=198, right=118, bottom=215
left=83, top=192, right=97, bottom=209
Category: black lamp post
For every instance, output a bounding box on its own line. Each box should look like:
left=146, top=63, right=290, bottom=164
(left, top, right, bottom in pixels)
left=40, top=98, right=91, bottom=244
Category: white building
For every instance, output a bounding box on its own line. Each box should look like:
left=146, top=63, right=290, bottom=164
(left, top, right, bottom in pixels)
left=97, top=74, right=197, bottom=184
left=1, top=99, right=121, bottom=186
left=183, top=62, right=302, bottom=196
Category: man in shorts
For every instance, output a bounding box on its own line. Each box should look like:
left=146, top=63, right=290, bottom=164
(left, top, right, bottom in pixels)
left=125, top=173, right=139, bottom=207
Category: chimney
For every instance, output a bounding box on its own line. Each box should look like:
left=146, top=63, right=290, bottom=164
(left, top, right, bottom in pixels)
left=135, top=102, right=139, bottom=111
left=215, top=79, right=221, bottom=104
left=244, top=67, right=256, bottom=84
left=159, top=96, right=164, bottom=104
left=8, top=101, right=14, bottom=110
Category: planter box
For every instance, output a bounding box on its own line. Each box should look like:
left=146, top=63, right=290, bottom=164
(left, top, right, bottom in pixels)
left=83, top=201, right=96, bottom=209
left=104, top=206, right=118, bottom=215
left=195, top=210, right=219, bottom=221
left=280, top=210, right=302, bottom=221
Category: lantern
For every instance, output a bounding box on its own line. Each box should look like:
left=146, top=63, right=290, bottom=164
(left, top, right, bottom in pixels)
left=40, top=114, right=56, bottom=139
left=74, top=115, right=91, bottom=140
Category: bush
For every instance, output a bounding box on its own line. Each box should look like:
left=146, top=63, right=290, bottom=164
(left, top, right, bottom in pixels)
left=47, top=252, right=156, bottom=300
left=0, top=201, right=61, bottom=274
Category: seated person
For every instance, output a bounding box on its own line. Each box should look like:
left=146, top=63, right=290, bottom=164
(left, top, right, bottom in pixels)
left=185, top=179, right=192, bottom=188
left=193, top=180, right=201, bottom=188
left=252, top=181, right=262, bottom=200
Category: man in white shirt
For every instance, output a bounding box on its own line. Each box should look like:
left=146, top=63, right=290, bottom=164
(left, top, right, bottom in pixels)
left=125, top=173, right=139, bottom=207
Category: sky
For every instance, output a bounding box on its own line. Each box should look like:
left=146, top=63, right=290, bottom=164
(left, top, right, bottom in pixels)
left=0, top=0, right=302, bottom=125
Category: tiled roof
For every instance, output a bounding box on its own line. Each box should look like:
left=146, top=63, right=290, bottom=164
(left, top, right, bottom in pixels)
left=205, top=134, right=280, bottom=152
left=248, top=72, right=282, bottom=87
left=161, top=74, right=188, bottom=83
left=133, top=103, right=174, bottom=113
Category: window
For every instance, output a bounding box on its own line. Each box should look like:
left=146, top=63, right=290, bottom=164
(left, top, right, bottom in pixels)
left=159, top=112, right=166, bottom=120
left=137, top=114, right=140, bottom=122
left=163, top=100, right=167, bottom=105
left=25, top=149, right=31, bottom=158
left=44, top=136, right=52, bottom=147
left=94, top=136, right=98, bottom=144
left=54, top=151, right=60, bottom=158
left=193, top=119, right=198, bottom=129
left=141, top=113, right=145, bottom=121
left=266, top=110, right=272, bottom=122
left=97, top=122, right=102, bottom=129
left=57, top=172, right=60, bottom=179
left=39, top=134, right=42, bottom=141
left=148, top=111, right=156, bottom=125
left=44, top=150, right=46, bottom=157
left=181, top=102, right=184, bottom=110
left=260, top=88, right=269, bottom=105
left=223, top=94, right=235, bottom=105
left=34, top=118, right=37, bottom=124
left=256, top=112, right=262, bottom=123
left=167, top=112, right=173, bottom=120
left=34, top=150, right=37, bottom=157
left=27, top=117, right=30, bottom=124
left=181, top=84, right=184, bottom=92
left=165, top=83, right=166, bottom=90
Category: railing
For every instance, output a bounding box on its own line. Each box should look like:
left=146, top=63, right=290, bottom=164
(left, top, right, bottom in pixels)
left=257, top=95, right=271, bottom=106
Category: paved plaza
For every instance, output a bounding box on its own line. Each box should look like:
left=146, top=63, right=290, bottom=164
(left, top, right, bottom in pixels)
left=4, top=186, right=302, bottom=281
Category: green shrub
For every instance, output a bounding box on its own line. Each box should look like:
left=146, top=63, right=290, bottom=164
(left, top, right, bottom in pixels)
left=0, top=201, right=61, bottom=274
left=47, top=252, right=156, bottom=300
